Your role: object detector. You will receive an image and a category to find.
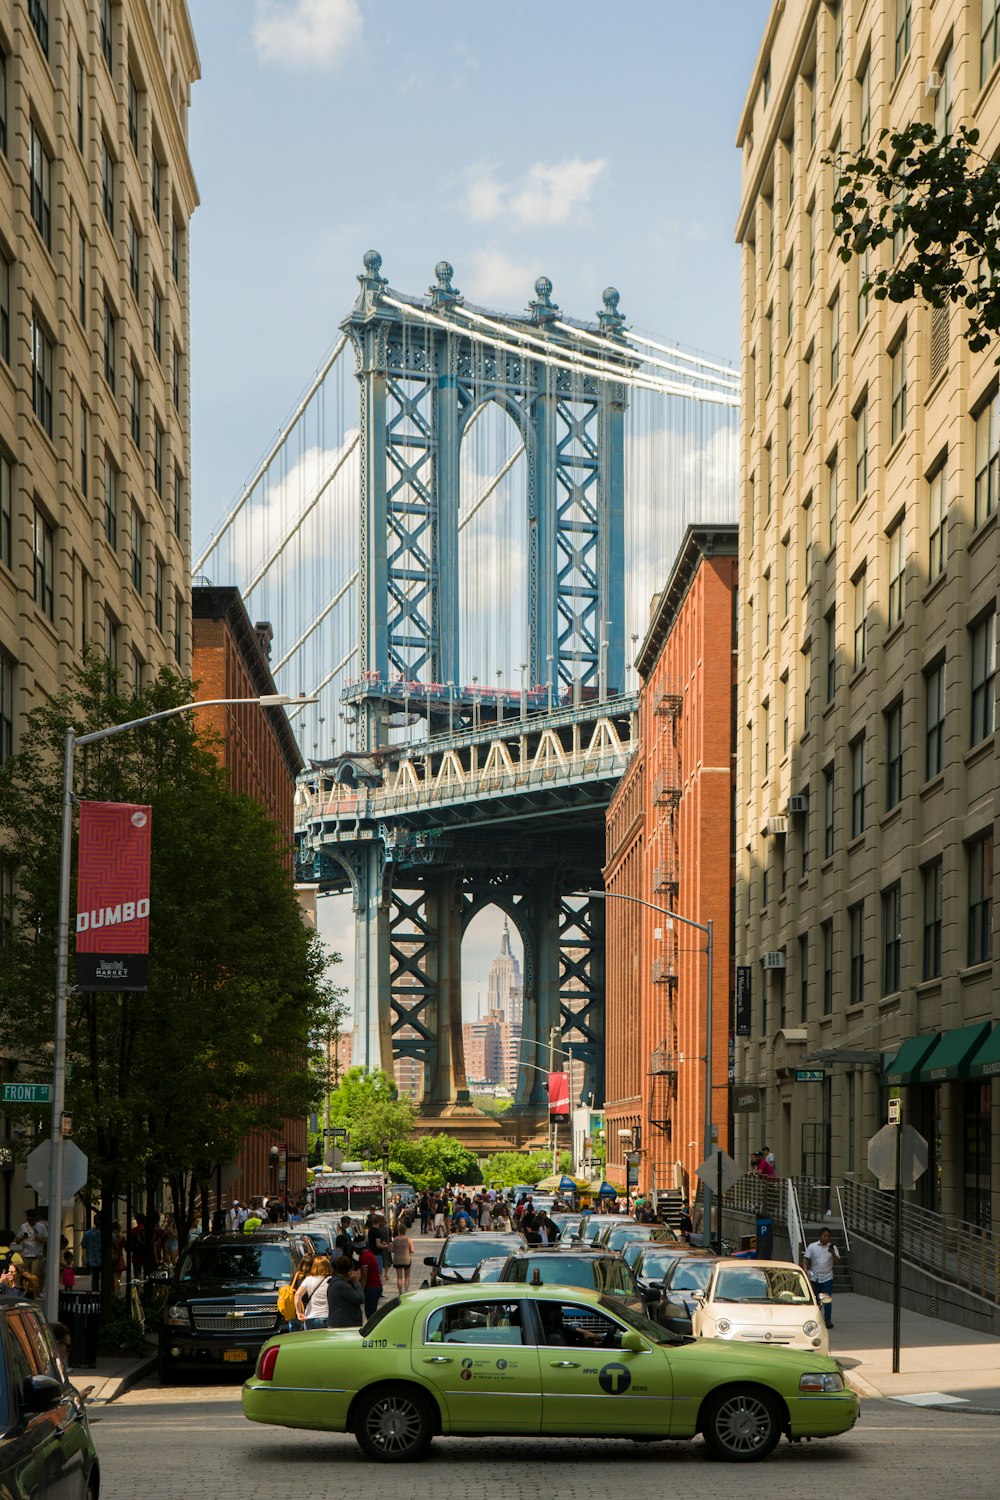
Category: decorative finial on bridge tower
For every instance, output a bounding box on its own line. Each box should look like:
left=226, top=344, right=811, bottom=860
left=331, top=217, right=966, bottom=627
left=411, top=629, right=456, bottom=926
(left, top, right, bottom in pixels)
left=356, top=248, right=388, bottom=300
left=429, top=260, right=463, bottom=308
left=528, top=275, right=560, bottom=326
left=597, top=286, right=626, bottom=336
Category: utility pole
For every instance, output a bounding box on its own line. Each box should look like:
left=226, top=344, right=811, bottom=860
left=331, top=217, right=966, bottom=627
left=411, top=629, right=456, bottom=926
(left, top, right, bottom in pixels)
left=549, top=1024, right=559, bottom=1174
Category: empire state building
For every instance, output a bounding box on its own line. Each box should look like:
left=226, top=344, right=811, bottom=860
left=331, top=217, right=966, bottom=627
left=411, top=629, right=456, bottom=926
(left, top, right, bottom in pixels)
left=487, top=919, right=523, bottom=1025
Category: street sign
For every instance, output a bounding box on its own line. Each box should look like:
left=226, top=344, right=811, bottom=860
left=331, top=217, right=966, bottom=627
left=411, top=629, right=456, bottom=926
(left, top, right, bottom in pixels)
left=2, top=1082, right=52, bottom=1104
left=695, top=1147, right=741, bottom=1195
left=735, top=966, right=752, bottom=1036
left=25, top=1139, right=88, bottom=1203
left=795, top=1068, right=826, bottom=1082
left=888, top=1098, right=901, bottom=1125
left=868, top=1124, right=928, bottom=1191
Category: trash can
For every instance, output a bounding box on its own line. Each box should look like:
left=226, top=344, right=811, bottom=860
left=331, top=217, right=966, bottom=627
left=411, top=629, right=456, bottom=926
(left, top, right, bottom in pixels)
left=57, top=1290, right=102, bottom=1369
left=755, top=1216, right=774, bottom=1260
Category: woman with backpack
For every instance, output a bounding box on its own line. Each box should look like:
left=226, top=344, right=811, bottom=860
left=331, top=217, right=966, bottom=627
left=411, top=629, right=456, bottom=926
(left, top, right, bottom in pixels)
left=279, top=1252, right=314, bottom=1331
left=294, top=1254, right=333, bottom=1329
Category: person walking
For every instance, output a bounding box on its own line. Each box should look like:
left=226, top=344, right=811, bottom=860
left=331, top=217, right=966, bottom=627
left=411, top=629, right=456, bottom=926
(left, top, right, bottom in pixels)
left=391, top=1225, right=414, bottom=1293
left=358, top=1241, right=383, bottom=1321
left=294, top=1254, right=333, bottom=1329
left=326, top=1256, right=365, bottom=1327
left=802, top=1227, right=840, bottom=1330
left=80, top=1219, right=102, bottom=1291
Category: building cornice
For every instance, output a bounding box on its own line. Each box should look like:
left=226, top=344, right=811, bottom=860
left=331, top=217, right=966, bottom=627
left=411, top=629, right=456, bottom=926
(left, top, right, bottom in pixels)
left=636, top=524, right=738, bottom=681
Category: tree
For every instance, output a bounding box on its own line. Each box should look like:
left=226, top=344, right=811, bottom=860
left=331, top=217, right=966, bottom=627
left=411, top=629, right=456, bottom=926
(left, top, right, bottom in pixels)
left=317, top=1067, right=415, bottom=1160
left=830, top=123, right=1000, bottom=355
left=0, top=658, right=336, bottom=1304
left=392, top=1135, right=481, bottom=1191
left=480, top=1149, right=574, bottom=1188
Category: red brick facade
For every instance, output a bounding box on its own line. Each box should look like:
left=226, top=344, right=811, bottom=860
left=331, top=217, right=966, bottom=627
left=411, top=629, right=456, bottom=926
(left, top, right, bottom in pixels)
left=191, top=588, right=308, bottom=1205
left=604, top=526, right=737, bottom=1201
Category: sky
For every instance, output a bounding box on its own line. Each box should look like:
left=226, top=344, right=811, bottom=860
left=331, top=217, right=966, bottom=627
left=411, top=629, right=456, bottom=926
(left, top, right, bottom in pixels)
left=183, top=0, right=772, bottom=1023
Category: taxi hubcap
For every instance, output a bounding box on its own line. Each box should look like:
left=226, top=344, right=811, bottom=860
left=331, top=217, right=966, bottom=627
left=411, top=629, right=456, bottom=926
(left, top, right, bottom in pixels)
left=716, top=1394, right=771, bottom=1452
left=368, top=1397, right=421, bottom=1451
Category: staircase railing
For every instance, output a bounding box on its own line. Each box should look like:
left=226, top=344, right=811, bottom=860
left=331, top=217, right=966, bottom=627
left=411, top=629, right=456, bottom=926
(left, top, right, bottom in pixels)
left=840, top=1179, right=1000, bottom=1304
left=723, top=1172, right=832, bottom=1224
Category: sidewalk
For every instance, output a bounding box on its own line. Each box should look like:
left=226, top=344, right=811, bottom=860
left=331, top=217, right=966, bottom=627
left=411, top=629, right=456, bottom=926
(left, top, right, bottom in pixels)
left=832, top=1291, right=1000, bottom=1412
left=70, top=1345, right=157, bottom=1405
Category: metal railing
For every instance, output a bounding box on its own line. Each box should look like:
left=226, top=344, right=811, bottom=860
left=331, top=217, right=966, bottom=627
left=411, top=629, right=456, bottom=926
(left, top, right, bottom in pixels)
left=723, top=1172, right=832, bottom=1224
left=840, top=1179, right=1000, bottom=1304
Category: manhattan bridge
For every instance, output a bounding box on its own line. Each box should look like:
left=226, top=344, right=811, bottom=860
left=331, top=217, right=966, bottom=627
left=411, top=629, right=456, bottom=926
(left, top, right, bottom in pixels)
left=197, top=252, right=739, bottom=1138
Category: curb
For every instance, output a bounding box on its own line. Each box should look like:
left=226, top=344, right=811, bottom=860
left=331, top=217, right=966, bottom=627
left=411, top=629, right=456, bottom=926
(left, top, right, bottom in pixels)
left=83, top=1351, right=157, bottom=1405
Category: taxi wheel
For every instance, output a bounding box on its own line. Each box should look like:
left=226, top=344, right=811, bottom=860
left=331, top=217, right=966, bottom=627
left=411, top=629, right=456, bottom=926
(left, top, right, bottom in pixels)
left=701, top=1386, right=781, bottom=1462
left=355, top=1385, right=434, bottom=1462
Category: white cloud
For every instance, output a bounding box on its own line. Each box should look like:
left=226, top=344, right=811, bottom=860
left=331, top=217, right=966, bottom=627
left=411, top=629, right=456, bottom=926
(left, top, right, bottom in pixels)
left=463, top=247, right=545, bottom=308
left=463, top=157, right=607, bottom=228
left=253, top=0, right=362, bottom=69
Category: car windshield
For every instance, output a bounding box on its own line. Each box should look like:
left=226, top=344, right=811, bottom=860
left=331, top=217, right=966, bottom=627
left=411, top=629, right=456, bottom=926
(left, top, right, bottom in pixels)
left=712, top=1265, right=813, bottom=1304
left=177, top=1244, right=291, bottom=1282
left=635, top=1249, right=686, bottom=1279
left=667, top=1260, right=713, bottom=1293
left=442, top=1237, right=519, bottom=1268
left=606, top=1226, right=672, bottom=1251
left=505, top=1256, right=633, bottom=1294
left=581, top=1216, right=632, bottom=1241
left=597, top=1295, right=685, bottom=1345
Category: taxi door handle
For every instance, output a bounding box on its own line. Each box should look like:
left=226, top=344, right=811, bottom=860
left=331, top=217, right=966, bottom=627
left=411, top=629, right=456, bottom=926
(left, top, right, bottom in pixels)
left=550, top=1360, right=579, bottom=1368
left=423, top=1356, right=453, bottom=1364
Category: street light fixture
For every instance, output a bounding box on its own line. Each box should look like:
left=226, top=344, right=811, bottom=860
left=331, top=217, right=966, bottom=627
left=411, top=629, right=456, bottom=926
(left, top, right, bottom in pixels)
left=45, top=691, right=314, bottom=1322
left=586, top=889, right=715, bottom=1249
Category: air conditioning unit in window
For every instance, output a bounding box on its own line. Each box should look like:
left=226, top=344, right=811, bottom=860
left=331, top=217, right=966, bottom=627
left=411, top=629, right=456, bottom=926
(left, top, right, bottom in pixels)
left=925, top=71, right=943, bottom=97
left=787, top=794, right=809, bottom=815
left=766, top=816, right=788, bottom=837
left=762, top=950, right=787, bottom=970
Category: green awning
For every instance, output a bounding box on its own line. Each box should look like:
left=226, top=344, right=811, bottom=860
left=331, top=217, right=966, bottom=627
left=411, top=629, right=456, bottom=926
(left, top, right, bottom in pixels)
left=969, top=1027, right=1000, bottom=1080
left=884, top=1033, right=939, bottom=1086
left=920, top=1021, right=993, bottom=1082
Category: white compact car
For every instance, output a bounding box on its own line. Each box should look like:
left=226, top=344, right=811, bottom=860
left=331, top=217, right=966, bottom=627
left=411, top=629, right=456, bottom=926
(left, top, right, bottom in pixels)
left=691, top=1257, right=831, bottom=1354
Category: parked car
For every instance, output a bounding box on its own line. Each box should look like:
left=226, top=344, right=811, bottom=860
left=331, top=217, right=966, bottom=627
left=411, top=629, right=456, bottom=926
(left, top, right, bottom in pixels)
left=496, top=1246, right=651, bottom=1318
left=691, top=1258, right=831, bottom=1354
left=597, top=1223, right=680, bottom=1254
left=573, top=1214, right=636, bottom=1245
left=0, top=1295, right=99, bottom=1497
left=631, top=1244, right=712, bottom=1300
left=158, top=1231, right=314, bottom=1382
left=423, top=1233, right=525, bottom=1286
left=468, top=1256, right=510, bottom=1283
left=656, top=1254, right=717, bottom=1334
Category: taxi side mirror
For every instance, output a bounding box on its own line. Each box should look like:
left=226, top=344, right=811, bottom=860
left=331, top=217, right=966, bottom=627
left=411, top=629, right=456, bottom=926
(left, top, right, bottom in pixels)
left=424, top=1256, right=437, bottom=1266
left=621, top=1331, right=645, bottom=1353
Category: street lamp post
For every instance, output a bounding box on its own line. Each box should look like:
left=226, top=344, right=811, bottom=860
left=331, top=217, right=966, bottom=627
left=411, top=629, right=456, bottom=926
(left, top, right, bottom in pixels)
left=45, top=691, right=311, bottom=1323
left=586, top=890, right=715, bottom=1249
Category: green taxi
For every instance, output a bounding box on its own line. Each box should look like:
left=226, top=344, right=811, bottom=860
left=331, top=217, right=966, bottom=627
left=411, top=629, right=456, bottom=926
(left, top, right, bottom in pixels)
left=242, top=1282, right=858, bottom=1463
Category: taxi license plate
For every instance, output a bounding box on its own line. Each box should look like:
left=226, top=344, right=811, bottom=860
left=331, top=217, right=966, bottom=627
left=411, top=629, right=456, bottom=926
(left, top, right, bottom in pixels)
left=223, top=1350, right=249, bottom=1363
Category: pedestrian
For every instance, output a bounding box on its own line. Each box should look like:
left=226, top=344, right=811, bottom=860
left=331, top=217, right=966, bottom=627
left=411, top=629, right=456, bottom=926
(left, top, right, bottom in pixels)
left=335, top=1216, right=358, bottom=1262
left=419, top=1193, right=431, bottom=1234
left=110, top=1222, right=126, bottom=1293
left=802, top=1227, right=840, bottom=1330
left=283, top=1252, right=314, bottom=1331
left=80, top=1219, right=102, bottom=1292
left=326, top=1256, right=365, bottom=1327
left=432, top=1201, right=447, bottom=1238
left=677, top=1201, right=694, bottom=1244
left=163, top=1216, right=179, bottom=1267
left=358, top=1240, right=383, bottom=1321
left=294, top=1254, right=333, bottom=1329
left=229, top=1200, right=242, bottom=1232
left=128, top=1214, right=146, bottom=1276
left=391, top=1224, right=414, bottom=1293
left=15, top=1210, right=48, bottom=1295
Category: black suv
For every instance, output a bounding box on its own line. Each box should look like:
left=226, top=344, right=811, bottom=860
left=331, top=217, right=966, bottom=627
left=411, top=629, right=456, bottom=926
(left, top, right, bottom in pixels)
left=0, top=1296, right=99, bottom=1497
left=158, top=1231, right=312, bottom=1382
left=495, top=1245, right=650, bottom=1318
left=423, top=1233, right=525, bottom=1285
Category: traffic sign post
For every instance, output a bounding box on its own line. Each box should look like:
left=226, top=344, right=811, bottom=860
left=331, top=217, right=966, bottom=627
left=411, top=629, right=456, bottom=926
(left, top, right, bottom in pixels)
left=867, top=1119, right=928, bottom=1374
left=696, top=1147, right=740, bottom=1252
left=2, top=1082, right=53, bottom=1105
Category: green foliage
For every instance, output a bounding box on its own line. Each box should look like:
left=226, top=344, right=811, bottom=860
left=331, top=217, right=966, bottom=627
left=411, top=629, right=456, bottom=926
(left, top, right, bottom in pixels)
left=97, top=1315, right=147, bottom=1356
left=480, top=1149, right=574, bottom=1188
left=391, top=1134, right=481, bottom=1191
left=829, top=122, right=1000, bottom=355
left=473, top=1094, right=514, bottom=1119
left=0, top=657, right=339, bottom=1252
left=314, top=1067, right=416, bottom=1159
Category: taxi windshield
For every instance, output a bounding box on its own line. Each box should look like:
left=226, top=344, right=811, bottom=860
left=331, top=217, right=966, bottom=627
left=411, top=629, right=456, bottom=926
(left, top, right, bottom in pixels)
left=442, top=1237, right=519, bottom=1268
left=712, top=1265, right=813, bottom=1304
left=177, top=1244, right=290, bottom=1282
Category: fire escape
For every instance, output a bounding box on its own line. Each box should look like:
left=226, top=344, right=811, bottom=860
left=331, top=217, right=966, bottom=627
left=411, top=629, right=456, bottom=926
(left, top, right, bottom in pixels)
left=649, top=684, right=682, bottom=1140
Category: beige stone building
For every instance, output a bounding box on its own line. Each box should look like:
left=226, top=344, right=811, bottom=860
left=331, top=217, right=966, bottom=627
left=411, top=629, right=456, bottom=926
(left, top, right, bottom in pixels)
left=736, top=0, right=999, bottom=1228
left=0, top=1, right=198, bottom=1228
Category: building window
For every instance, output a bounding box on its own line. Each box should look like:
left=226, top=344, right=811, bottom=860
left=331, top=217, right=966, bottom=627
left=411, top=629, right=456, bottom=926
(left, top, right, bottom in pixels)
left=0, top=50, right=8, bottom=157
left=854, top=396, right=868, bottom=502
left=28, top=0, right=48, bottom=58
left=824, top=765, right=835, bottom=858
left=822, top=919, right=833, bottom=1013
left=885, top=700, right=903, bottom=810
left=80, top=397, right=89, bottom=499
left=799, top=934, right=809, bottom=1022
left=805, top=350, right=814, bottom=436
left=172, top=217, right=181, bottom=283
left=766, top=441, right=773, bottom=516
left=935, top=45, right=954, bottom=137
left=887, top=518, right=905, bottom=630
left=103, top=299, right=116, bottom=388
left=968, top=832, right=993, bottom=966
left=130, top=364, right=141, bottom=447
left=762, top=861, right=770, bottom=908
left=29, top=123, right=51, bottom=250
left=781, top=673, right=789, bottom=752
left=806, top=200, right=815, bottom=283
left=130, top=503, right=143, bottom=591
left=974, top=392, right=999, bottom=526
left=857, top=246, right=870, bottom=331
left=833, top=2, right=843, bottom=78
left=925, top=659, right=945, bottom=780
left=173, top=344, right=181, bottom=410
left=154, top=554, right=164, bottom=632
left=763, top=58, right=771, bottom=103
left=970, top=611, right=996, bottom=745
left=153, top=286, right=162, bottom=362
left=173, top=468, right=182, bottom=537
left=829, top=291, right=840, bottom=386
left=102, top=140, right=115, bottom=230
left=100, top=0, right=113, bottom=72
left=77, top=229, right=87, bottom=324
left=782, top=538, right=790, bottom=616
left=763, top=697, right=770, bottom=774
left=154, top=422, right=164, bottom=497
left=858, top=55, right=871, bottom=147
left=103, top=451, right=117, bottom=550
left=825, top=608, right=836, bottom=702
left=784, top=255, right=794, bottom=343
left=890, top=335, right=907, bottom=444
left=104, top=608, right=119, bottom=672
left=849, top=901, right=865, bottom=1005
left=850, top=733, right=866, bottom=838
left=763, top=572, right=771, bottom=648
left=983, top=0, right=1000, bottom=86
left=81, top=567, right=90, bottom=652
left=929, top=461, right=947, bottom=579
left=922, top=859, right=943, bottom=981
left=152, top=153, right=161, bottom=223
left=827, top=447, right=838, bottom=548
left=128, top=71, right=139, bottom=155
left=173, top=590, right=183, bottom=662
left=129, top=218, right=140, bottom=300
left=765, top=307, right=773, bottom=384
left=895, top=0, right=911, bottom=75
left=0, top=654, right=11, bottom=764
left=852, top=565, right=866, bottom=671
left=32, top=505, right=53, bottom=619
left=31, top=316, right=53, bottom=437
left=802, top=644, right=812, bottom=737
left=0, top=451, right=10, bottom=569
left=76, top=50, right=84, bottom=151
left=803, top=493, right=814, bottom=588
left=882, top=884, right=902, bottom=994
left=0, top=255, right=9, bottom=364
left=930, top=302, right=949, bottom=382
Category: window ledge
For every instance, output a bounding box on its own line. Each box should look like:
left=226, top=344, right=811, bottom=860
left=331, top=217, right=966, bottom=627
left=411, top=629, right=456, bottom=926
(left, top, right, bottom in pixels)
left=919, top=771, right=945, bottom=800
left=969, top=509, right=998, bottom=555
left=849, top=662, right=867, bottom=688
left=925, top=362, right=950, bottom=404
left=885, top=430, right=907, bottom=467
left=880, top=802, right=902, bottom=831
left=845, top=1002, right=866, bottom=1019
left=915, top=978, right=942, bottom=998
left=884, top=617, right=905, bottom=648
left=960, top=961, right=993, bottom=984
left=878, top=991, right=902, bottom=1012
left=821, top=856, right=834, bottom=874
left=922, top=567, right=949, bottom=606
left=847, top=832, right=866, bottom=853
left=965, top=734, right=995, bottom=770
left=818, top=1014, right=833, bottom=1029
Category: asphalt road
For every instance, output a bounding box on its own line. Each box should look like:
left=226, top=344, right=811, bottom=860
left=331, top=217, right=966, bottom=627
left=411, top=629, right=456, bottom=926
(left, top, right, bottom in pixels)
left=92, top=1381, right=1000, bottom=1500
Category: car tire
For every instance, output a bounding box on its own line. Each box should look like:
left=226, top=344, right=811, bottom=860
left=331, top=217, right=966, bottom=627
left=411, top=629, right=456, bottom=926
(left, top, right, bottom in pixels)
left=701, top=1386, right=782, bottom=1462
left=354, top=1385, right=434, bottom=1462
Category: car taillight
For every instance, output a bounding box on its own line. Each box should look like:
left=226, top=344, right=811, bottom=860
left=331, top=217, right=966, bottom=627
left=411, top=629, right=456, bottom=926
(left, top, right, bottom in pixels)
left=257, top=1345, right=280, bottom=1382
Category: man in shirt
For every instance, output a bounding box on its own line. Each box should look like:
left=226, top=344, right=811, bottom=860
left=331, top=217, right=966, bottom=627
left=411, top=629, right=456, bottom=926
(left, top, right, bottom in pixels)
left=802, top=1227, right=840, bottom=1329
left=80, top=1219, right=102, bottom=1291
left=16, top=1210, right=48, bottom=1293
left=358, top=1242, right=383, bottom=1321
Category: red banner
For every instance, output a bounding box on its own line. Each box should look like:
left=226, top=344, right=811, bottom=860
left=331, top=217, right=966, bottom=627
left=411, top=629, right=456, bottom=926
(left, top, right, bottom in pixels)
left=548, top=1070, right=570, bottom=1122
left=75, top=802, right=151, bottom=991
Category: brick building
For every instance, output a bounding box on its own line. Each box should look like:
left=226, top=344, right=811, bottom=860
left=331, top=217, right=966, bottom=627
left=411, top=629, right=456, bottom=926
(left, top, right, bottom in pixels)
left=191, top=585, right=307, bottom=1204
left=604, top=525, right=738, bottom=1200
